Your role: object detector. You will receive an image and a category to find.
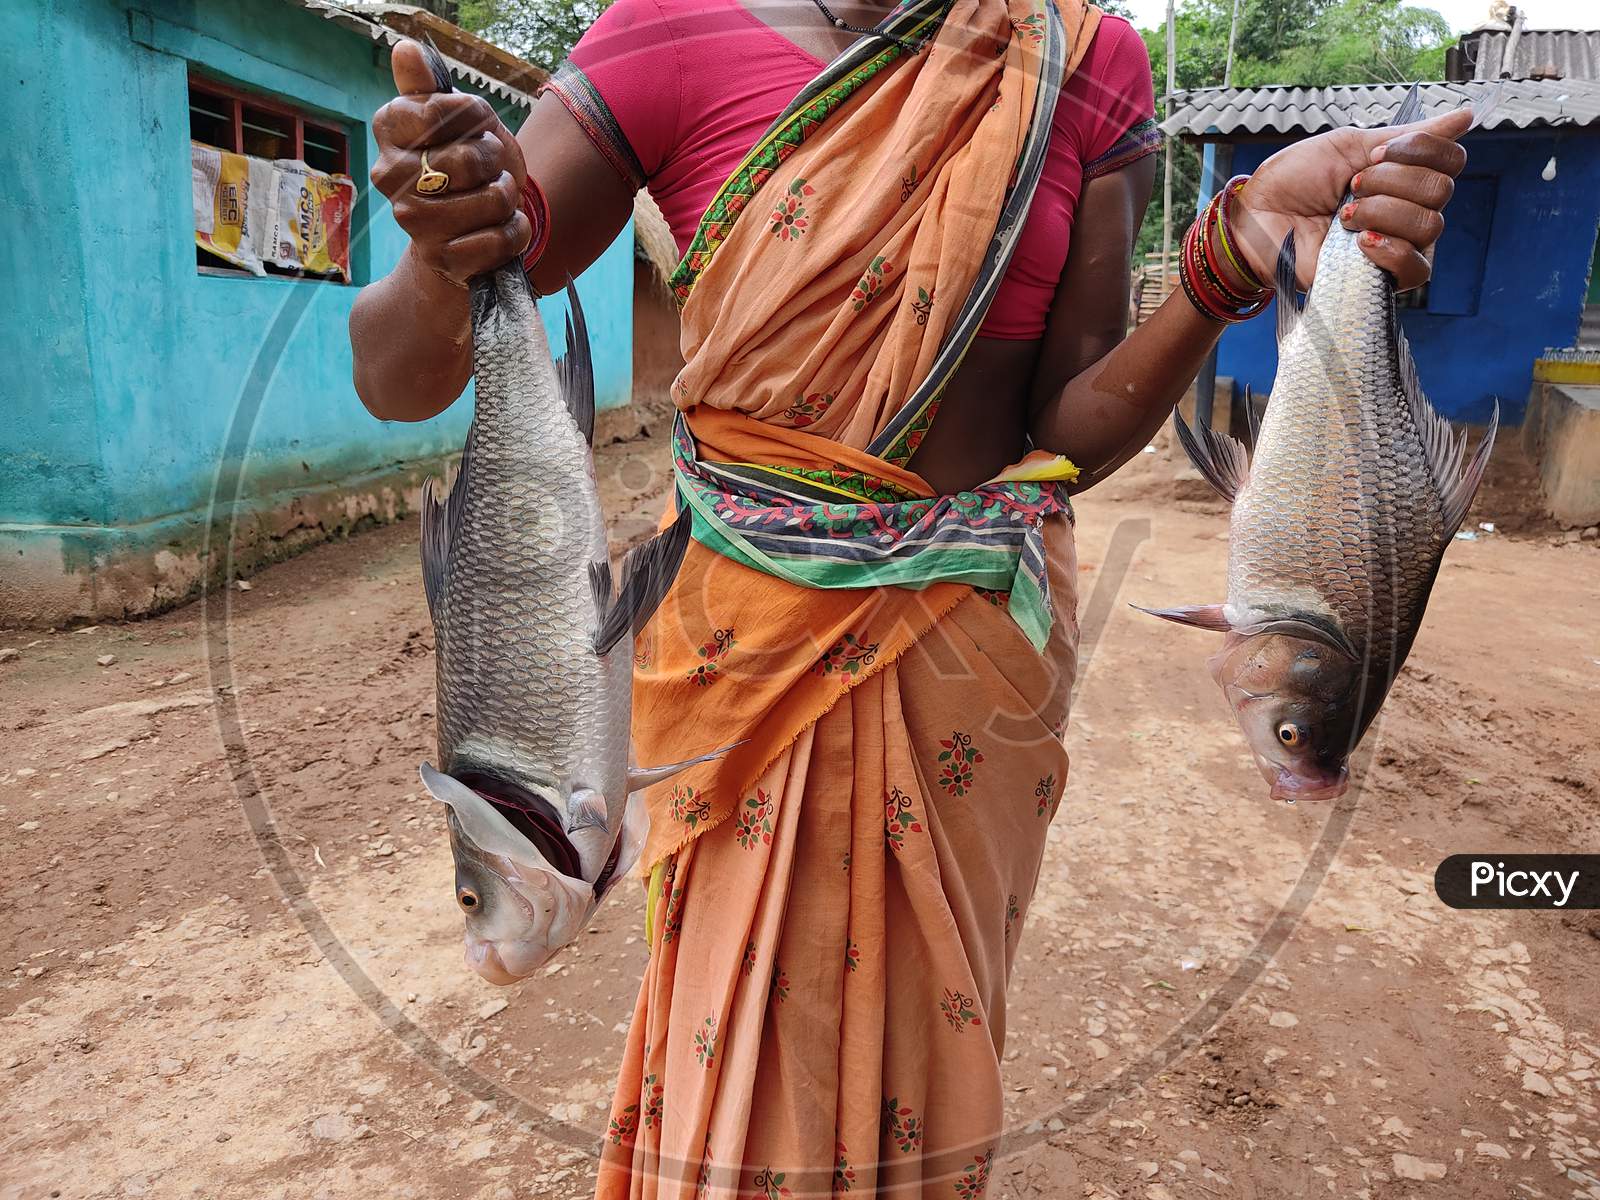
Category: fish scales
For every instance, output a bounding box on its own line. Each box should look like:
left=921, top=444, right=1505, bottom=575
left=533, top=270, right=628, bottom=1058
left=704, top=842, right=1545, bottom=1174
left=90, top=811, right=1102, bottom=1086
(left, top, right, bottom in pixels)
left=432, top=269, right=628, bottom=806
left=1233, top=223, right=1448, bottom=679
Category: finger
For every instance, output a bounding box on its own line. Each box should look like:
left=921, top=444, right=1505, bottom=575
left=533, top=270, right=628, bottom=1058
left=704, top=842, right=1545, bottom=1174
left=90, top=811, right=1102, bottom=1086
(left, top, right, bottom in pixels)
left=1349, top=161, right=1454, bottom=212
left=391, top=40, right=441, bottom=96
left=432, top=214, right=533, bottom=281
left=1370, top=128, right=1469, bottom=175
left=371, top=131, right=509, bottom=199
left=1361, top=107, right=1472, bottom=156
left=374, top=92, right=498, bottom=152
left=1339, top=194, right=1444, bottom=248
left=390, top=173, right=520, bottom=241
left=1356, top=232, right=1430, bottom=292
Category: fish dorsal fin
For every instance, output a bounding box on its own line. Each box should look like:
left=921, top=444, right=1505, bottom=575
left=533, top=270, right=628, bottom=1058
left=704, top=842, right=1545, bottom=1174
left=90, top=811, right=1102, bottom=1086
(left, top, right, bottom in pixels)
left=1173, top=408, right=1250, bottom=503
left=420, top=431, right=474, bottom=617
left=1395, top=330, right=1499, bottom=535
left=587, top=505, right=694, bottom=655
left=1389, top=81, right=1424, bottom=128
left=555, top=280, right=595, bottom=445
left=1244, top=385, right=1263, bottom=448
left=1274, top=233, right=1301, bottom=344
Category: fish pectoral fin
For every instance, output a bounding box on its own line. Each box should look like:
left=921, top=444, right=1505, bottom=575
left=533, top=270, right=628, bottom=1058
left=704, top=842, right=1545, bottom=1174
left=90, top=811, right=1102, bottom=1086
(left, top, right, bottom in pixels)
left=555, top=279, right=596, bottom=446
left=1130, top=603, right=1232, bottom=633
left=588, top=505, right=694, bottom=655
left=1274, top=233, right=1302, bottom=342
left=1397, top=329, right=1499, bottom=536
left=592, top=793, right=649, bottom=902
left=1173, top=410, right=1250, bottom=503
left=626, top=737, right=747, bottom=793
left=420, top=431, right=475, bottom=617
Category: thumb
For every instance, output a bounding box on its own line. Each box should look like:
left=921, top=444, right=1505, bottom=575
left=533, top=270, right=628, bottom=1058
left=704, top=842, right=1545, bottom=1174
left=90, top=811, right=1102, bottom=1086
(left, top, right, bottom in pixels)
left=1363, top=106, right=1473, bottom=155
left=391, top=40, right=443, bottom=96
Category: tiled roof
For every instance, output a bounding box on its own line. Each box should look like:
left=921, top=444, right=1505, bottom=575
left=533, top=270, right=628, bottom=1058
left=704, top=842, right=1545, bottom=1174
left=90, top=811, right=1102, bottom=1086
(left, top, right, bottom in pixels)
left=286, top=0, right=541, bottom=108
left=1453, top=28, right=1600, bottom=82
left=1162, top=78, right=1600, bottom=138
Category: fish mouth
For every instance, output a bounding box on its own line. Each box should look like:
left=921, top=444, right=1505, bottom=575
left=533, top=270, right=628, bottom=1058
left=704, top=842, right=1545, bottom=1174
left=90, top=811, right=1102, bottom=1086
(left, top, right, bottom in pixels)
left=463, top=934, right=551, bottom=985
left=1264, top=761, right=1350, bottom=803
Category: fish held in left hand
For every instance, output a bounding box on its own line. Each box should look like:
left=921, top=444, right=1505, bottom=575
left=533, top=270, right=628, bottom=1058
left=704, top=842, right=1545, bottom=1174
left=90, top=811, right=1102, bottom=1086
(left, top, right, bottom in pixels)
left=1137, top=85, right=1497, bottom=804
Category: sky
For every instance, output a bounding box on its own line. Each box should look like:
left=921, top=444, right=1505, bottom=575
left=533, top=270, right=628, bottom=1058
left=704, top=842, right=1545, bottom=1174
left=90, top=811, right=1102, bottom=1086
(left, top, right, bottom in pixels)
left=1121, top=0, right=1597, bottom=34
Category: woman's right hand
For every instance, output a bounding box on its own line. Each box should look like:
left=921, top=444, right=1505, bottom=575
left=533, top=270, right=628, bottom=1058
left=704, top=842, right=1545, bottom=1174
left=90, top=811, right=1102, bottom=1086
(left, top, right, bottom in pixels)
left=370, top=41, right=531, bottom=288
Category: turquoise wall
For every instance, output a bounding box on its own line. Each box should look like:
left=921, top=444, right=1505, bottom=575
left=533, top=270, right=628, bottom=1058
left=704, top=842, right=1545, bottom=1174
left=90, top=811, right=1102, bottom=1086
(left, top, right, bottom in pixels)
left=0, top=0, right=632, bottom=546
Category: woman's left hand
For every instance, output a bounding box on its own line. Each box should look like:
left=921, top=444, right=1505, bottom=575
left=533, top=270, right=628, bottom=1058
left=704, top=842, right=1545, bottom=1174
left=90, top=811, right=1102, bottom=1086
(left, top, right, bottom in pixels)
left=1231, top=107, right=1471, bottom=293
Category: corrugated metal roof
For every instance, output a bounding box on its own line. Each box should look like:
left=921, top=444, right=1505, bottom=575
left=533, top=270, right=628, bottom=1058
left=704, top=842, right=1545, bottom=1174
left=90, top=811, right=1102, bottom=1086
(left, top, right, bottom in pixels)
left=285, top=0, right=538, bottom=108
left=1454, top=28, right=1600, bottom=82
left=1162, top=79, right=1600, bottom=138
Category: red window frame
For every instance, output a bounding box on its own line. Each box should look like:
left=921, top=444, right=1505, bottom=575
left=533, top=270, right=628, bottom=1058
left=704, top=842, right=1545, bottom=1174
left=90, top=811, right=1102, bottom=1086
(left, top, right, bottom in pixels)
left=188, top=73, right=349, bottom=175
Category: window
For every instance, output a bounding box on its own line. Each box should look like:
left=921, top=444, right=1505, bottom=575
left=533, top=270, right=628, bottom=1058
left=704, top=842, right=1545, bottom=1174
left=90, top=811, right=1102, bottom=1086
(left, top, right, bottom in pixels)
left=188, top=75, right=355, bottom=281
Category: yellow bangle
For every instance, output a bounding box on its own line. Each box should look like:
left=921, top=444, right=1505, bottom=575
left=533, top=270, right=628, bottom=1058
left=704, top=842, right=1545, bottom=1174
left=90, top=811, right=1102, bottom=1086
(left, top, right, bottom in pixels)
left=1217, top=177, right=1267, bottom=292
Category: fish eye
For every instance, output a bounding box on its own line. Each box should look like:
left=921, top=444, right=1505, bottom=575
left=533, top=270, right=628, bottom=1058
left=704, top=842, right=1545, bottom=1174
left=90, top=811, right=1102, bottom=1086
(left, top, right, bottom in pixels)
left=1277, top=722, right=1304, bottom=747
left=457, top=888, right=480, bottom=911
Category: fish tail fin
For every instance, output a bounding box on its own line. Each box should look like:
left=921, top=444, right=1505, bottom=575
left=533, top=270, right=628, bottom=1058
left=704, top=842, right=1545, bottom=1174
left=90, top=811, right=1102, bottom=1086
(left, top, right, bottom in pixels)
left=1389, top=81, right=1424, bottom=128
left=1467, top=80, right=1505, bottom=132
left=588, top=505, right=694, bottom=655
left=556, top=280, right=595, bottom=445
left=416, top=40, right=456, bottom=94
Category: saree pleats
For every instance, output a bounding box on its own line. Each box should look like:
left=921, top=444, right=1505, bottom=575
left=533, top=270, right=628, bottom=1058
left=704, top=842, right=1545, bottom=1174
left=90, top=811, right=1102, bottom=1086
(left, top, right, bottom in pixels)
left=598, top=524, right=1078, bottom=1198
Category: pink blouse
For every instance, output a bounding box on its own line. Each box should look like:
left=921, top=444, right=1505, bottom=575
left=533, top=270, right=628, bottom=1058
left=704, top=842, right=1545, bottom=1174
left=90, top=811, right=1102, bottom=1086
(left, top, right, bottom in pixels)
left=550, top=0, right=1158, bottom=339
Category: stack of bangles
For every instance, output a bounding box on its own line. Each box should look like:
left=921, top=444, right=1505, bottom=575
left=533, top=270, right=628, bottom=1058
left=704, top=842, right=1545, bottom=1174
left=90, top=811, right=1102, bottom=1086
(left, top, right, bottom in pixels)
left=519, top=176, right=552, bottom=275
left=1179, top=175, right=1273, bottom=324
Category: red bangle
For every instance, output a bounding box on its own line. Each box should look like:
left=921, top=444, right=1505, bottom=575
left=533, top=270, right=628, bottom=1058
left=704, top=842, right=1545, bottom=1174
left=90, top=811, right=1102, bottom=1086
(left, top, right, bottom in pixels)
left=1178, top=180, right=1271, bottom=324
left=520, top=176, right=550, bottom=274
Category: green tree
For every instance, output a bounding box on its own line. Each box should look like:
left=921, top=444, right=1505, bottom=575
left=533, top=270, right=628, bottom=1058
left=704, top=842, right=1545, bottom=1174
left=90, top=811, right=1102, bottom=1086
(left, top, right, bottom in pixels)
left=456, top=0, right=614, bottom=71
left=1135, top=0, right=1452, bottom=259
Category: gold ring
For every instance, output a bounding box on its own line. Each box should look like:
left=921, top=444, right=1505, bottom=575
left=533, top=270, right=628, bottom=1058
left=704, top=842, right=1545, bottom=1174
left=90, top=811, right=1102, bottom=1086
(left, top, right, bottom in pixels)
left=415, top=149, right=449, bottom=195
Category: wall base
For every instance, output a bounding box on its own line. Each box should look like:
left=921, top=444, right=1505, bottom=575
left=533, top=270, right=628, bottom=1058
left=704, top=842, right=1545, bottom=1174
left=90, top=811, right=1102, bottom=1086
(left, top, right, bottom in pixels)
left=0, top=458, right=455, bottom=628
left=1523, top=382, right=1600, bottom=529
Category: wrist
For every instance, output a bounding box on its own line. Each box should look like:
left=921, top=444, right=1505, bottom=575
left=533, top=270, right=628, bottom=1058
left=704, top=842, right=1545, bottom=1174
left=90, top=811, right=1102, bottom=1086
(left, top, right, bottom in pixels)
left=1179, top=176, right=1271, bottom=325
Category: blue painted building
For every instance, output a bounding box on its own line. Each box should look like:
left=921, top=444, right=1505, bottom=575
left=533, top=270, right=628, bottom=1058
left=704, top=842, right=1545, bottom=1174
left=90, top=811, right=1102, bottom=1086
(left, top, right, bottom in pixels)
left=1164, top=79, right=1600, bottom=427
left=0, top=0, right=636, bottom=624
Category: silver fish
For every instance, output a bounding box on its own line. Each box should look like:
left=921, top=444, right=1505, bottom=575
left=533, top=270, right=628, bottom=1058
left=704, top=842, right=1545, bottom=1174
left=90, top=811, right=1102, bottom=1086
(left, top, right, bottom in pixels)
left=412, top=49, right=716, bottom=983
left=1140, top=86, right=1496, bottom=802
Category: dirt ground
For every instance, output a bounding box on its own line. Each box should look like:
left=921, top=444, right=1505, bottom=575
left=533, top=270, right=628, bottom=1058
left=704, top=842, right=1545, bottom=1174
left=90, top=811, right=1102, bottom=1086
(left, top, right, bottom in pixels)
left=3, top=424, right=1598, bottom=1200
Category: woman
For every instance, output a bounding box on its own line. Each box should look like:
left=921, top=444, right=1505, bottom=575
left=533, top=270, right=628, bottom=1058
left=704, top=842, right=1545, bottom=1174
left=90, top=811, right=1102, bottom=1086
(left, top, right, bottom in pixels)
left=351, top=0, right=1468, bottom=1192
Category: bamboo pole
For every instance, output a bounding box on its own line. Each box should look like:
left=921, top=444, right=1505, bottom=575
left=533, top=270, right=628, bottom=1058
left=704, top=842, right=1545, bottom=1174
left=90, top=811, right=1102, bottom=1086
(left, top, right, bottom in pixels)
left=1224, top=0, right=1241, bottom=86
left=1161, top=0, right=1176, bottom=292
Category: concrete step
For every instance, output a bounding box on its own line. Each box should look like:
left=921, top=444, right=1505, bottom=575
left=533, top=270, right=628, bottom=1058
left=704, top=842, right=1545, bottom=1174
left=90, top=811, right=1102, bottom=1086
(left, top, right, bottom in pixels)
left=1580, top=304, right=1600, bottom=349
left=1525, top=381, right=1600, bottom=528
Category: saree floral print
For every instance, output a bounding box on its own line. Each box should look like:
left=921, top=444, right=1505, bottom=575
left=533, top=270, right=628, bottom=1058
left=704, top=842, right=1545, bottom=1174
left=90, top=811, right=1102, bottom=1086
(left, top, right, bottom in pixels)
left=545, top=0, right=1106, bottom=1192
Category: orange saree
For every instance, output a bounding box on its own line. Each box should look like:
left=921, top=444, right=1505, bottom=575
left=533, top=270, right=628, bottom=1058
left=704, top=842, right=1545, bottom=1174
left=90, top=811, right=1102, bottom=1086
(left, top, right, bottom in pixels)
left=597, top=0, right=1101, bottom=1193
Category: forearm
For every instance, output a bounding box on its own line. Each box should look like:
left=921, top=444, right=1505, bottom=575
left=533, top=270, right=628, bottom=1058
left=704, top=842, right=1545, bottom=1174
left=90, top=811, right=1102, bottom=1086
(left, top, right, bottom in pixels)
left=1031, top=289, right=1224, bottom=490
left=350, top=245, right=473, bottom=422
